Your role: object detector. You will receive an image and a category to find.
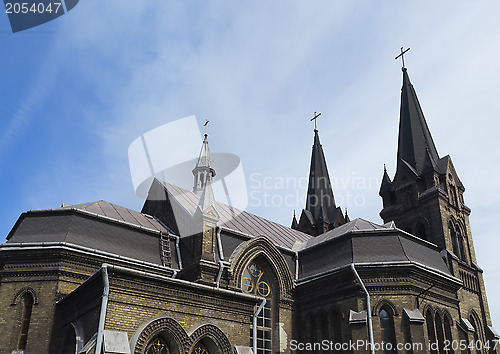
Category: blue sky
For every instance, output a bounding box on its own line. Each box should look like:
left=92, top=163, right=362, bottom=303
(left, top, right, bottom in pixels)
left=1, top=1, right=499, bottom=326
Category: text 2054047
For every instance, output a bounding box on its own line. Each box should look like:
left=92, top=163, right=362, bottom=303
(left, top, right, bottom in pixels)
left=5, top=2, right=62, bottom=14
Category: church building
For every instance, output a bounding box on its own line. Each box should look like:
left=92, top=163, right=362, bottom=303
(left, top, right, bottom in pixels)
left=1, top=63, right=498, bottom=354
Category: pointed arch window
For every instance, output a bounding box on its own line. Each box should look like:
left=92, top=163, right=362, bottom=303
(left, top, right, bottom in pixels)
left=470, top=316, right=482, bottom=354
left=18, top=291, right=34, bottom=350
left=443, top=315, right=454, bottom=354
left=146, top=337, right=171, bottom=354
left=415, top=222, right=427, bottom=241
left=426, top=310, right=437, bottom=354
left=449, top=222, right=460, bottom=259
left=242, top=261, right=272, bottom=354
left=435, top=313, right=445, bottom=354
left=330, top=311, right=342, bottom=354
left=379, top=307, right=396, bottom=353
left=455, top=227, right=467, bottom=263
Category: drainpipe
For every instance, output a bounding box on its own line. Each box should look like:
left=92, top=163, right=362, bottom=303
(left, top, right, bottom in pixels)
left=215, top=228, right=229, bottom=288
left=253, top=298, right=267, bottom=354
left=351, top=264, right=374, bottom=354
left=216, top=261, right=230, bottom=288
left=95, top=264, right=110, bottom=354
left=294, top=251, right=299, bottom=281
left=175, top=236, right=183, bottom=270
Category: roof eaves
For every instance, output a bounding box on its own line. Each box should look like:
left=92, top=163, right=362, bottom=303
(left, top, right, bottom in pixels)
left=352, top=261, right=460, bottom=285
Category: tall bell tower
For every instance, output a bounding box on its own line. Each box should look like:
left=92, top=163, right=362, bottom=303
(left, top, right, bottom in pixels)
left=379, top=62, right=495, bottom=340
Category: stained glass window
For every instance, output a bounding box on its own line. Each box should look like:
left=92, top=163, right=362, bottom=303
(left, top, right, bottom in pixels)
left=145, top=337, right=170, bottom=354
left=242, top=262, right=272, bottom=354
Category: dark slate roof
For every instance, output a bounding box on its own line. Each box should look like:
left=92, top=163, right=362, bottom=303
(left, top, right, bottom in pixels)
left=157, top=180, right=312, bottom=250
left=302, top=218, right=394, bottom=249
left=6, top=201, right=177, bottom=268
left=299, top=228, right=452, bottom=280
left=397, top=68, right=440, bottom=176
left=57, top=200, right=168, bottom=232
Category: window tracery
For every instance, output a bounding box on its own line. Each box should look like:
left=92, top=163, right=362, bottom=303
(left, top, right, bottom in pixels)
left=145, top=337, right=171, bottom=354
left=193, top=341, right=210, bottom=354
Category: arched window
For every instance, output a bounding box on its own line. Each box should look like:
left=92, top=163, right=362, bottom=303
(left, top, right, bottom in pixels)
left=469, top=316, right=482, bottom=354
left=443, top=315, right=453, bottom=354
left=415, top=222, right=428, bottom=241
left=426, top=310, right=437, bottom=354
left=330, top=311, right=342, bottom=354
left=242, top=261, right=272, bottom=354
left=18, top=292, right=34, bottom=350
left=320, top=313, right=329, bottom=353
left=379, top=307, right=396, bottom=353
left=434, top=313, right=445, bottom=354
left=193, top=341, right=210, bottom=354
left=456, top=227, right=467, bottom=263
left=449, top=222, right=460, bottom=259
left=146, top=337, right=171, bottom=354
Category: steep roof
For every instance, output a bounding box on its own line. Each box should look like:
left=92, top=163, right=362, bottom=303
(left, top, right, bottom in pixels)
left=5, top=201, right=177, bottom=267
left=298, top=226, right=453, bottom=280
left=305, top=129, right=337, bottom=224
left=303, top=218, right=394, bottom=249
left=397, top=68, right=440, bottom=176
left=156, top=180, right=312, bottom=250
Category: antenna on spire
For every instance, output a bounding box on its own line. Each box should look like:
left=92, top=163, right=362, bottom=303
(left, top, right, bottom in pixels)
left=395, top=47, right=410, bottom=69
left=204, top=119, right=209, bottom=136
left=310, top=112, right=322, bottom=131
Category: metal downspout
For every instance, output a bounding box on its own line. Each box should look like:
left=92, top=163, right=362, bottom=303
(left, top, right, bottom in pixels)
left=95, top=264, right=110, bottom=354
left=253, top=298, right=267, bottom=354
left=175, top=236, right=183, bottom=271
left=351, top=263, right=374, bottom=354
left=294, top=251, right=299, bottom=280
left=215, top=227, right=228, bottom=288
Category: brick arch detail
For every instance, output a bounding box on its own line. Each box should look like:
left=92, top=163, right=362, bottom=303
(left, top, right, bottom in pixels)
left=187, top=323, right=232, bottom=354
left=229, top=236, right=294, bottom=302
left=373, top=299, right=398, bottom=317
left=131, top=315, right=190, bottom=354
left=11, top=286, right=38, bottom=306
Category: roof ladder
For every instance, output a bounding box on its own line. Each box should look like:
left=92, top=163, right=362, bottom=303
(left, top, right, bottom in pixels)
left=160, top=231, right=172, bottom=267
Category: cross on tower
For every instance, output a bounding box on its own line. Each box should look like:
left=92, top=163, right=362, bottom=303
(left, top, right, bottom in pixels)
left=204, top=119, right=209, bottom=135
left=395, top=47, right=410, bottom=69
left=310, top=112, right=322, bottom=131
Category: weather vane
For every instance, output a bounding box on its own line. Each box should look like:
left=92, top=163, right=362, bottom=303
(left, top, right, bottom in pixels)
left=204, top=119, right=209, bottom=135
left=395, top=47, right=410, bottom=69
left=310, top=112, right=321, bottom=131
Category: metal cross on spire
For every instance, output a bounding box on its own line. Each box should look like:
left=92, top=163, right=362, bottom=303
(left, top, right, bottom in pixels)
left=204, top=119, right=209, bottom=136
left=310, top=112, right=322, bottom=131
left=395, top=47, right=410, bottom=69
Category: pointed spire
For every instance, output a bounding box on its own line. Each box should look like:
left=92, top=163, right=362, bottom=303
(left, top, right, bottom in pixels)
left=192, top=133, right=219, bottom=218
left=306, top=129, right=337, bottom=223
left=397, top=68, right=440, bottom=176
left=291, top=210, right=299, bottom=229
left=192, top=134, right=216, bottom=195
left=379, top=164, right=393, bottom=196
left=198, top=173, right=217, bottom=212
left=344, top=208, right=350, bottom=223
